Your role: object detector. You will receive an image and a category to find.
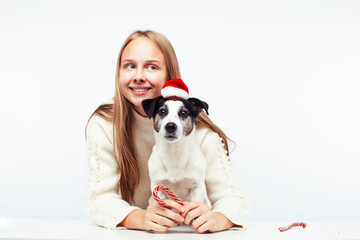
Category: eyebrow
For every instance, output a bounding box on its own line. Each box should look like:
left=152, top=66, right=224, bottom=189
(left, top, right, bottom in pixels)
left=122, top=59, right=162, bottom=64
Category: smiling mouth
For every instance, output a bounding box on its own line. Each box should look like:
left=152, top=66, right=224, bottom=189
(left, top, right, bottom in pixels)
left=130, top=87, right=152, bottom=94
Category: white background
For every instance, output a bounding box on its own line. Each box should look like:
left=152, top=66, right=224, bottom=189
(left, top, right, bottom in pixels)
left=1, top=0, right=359, bottom=222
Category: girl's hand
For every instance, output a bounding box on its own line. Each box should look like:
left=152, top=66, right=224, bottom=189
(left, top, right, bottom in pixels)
left=181, top=201, right=234, bottom=233
left=141, top=199, right=185, bottom=232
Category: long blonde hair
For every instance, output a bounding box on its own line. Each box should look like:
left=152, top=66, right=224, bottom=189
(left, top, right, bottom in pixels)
left=87, top=30, right=231, bottom=204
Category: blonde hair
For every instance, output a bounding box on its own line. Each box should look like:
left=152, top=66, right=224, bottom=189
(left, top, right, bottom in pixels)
left=87, top=30, right=231, bottom=204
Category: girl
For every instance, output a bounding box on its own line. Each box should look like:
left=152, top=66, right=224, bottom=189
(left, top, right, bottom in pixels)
left=85, top=30, right=250, bottom=233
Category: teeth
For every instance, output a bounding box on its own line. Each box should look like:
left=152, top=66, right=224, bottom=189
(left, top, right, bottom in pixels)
left=132, top=88, right=149, bottom=92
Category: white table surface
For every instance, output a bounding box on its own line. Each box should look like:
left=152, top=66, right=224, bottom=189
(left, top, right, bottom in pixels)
left=1, top=218, right=360, bottom=240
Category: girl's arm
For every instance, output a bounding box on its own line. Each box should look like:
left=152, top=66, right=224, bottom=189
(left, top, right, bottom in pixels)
left=86, top=115, right=140, bottom=229
left=87, top=115, right=185, bottom=231
left=195, top=129, right=251, bottom=230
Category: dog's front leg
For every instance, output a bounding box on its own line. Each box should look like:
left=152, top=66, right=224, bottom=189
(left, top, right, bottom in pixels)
left=189, top=183, right=206, bottom=203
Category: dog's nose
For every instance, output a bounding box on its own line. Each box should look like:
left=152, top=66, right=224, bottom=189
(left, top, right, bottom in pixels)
left=165, top=122, right=177, bottom=133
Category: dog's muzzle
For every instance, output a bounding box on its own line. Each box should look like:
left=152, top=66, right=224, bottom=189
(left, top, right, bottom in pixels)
left=164, top=122, right=178, bottom=141
left=165, top=122, right=177, bottom=134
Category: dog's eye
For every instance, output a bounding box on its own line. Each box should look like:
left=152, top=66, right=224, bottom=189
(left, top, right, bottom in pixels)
left=159, top=108, right=167, bottom=116
left=180, top=110, right=189, bottom=117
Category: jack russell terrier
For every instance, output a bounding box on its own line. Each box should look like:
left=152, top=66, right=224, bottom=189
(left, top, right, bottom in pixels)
left=141, top=79, right=209, bottom=205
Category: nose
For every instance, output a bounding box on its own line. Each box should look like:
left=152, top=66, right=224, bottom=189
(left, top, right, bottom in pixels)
left=133, top=68, right=145, bottom=83
left=165, top=122, right=177, bottom=133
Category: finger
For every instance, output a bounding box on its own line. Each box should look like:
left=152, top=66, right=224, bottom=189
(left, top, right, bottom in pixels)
left=155, top=203, right=185, bottom=223
left=192, top=211, right=211, bottom=230
left=196, top=220, right=213, bottom=233
left=160, top=209, right=185, bottom=223
left=184, top=202, right=211, bottom=225
left=181, top=201, right=201, bottom=219
left=151, top=214, right=179, bottom=228
left=146, top=221, right=170, bottom=233
left=184, top=207, right=203, bottom=225
left=162, top=199, right=185, bottom=213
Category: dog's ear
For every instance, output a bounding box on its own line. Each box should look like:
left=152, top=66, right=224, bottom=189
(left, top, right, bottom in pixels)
left=142, top=97, right=163, bottom=119
left=188, top=97, right=209, bottom=115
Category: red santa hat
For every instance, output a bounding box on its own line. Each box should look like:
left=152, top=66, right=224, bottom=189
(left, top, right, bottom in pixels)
left=161, top=78, right=189, bottom=100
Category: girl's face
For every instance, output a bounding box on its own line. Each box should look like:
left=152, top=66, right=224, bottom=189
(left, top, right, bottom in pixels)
left=119, top=37, right=168, bottom=116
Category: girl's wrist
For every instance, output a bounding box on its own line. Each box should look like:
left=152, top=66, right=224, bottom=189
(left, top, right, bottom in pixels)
left=118, top=209, right=146, bottom=230
left=213, top=212, right=234, bottom=231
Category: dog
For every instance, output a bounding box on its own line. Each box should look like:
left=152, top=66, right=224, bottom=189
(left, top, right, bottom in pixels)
left=142, top=96, right=209, bottom=204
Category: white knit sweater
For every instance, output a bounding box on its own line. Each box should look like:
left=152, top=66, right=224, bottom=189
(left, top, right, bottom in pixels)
left=85, top=103, right=250, bottom=230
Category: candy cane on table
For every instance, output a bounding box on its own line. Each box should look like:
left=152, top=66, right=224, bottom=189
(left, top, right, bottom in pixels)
left=278, top=222, right=307, bottom=232
left=153, top=186, right=184, bottom=206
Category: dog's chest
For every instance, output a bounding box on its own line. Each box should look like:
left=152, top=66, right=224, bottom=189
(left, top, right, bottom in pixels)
left=156, top=145, right=205, bottom=179
left=149, top=145, right=206, bottom=201
left=157, top=178, right=198, bottom=202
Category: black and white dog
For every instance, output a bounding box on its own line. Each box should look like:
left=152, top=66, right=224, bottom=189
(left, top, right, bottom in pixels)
left=142, top=96, right=209, bottom=204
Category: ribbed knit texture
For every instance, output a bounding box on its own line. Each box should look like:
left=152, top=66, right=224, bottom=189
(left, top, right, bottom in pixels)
left=131, top=109, right=154, bottom=209
left=86, top=101, right=250, bottom=230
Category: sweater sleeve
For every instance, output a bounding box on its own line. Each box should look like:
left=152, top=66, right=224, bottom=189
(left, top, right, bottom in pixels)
left=85, top=115, right=140, bottom=229
left=199, top=130, right=251, bottom=229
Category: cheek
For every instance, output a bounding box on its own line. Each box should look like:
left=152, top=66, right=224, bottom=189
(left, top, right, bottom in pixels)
left=152, top=84, right=164, bottom=97
left=148, top=72, right=167, bottom=90
left=119, top=69, right=132, bottom=85
left=118, top=73, right=132, bottom=96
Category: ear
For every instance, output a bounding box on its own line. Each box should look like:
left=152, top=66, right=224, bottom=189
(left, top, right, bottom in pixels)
left=188, top=97, right=209, bottom=115
left=141, top=97, right=162, bottom=119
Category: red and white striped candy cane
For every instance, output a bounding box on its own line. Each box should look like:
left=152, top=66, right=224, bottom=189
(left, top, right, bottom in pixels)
left=153, top=186, right=184, bottom=206
left=278, top=222, right=307, bottom=232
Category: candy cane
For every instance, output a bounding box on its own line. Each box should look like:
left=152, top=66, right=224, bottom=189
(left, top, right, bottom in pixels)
left=278, top=222, right=307, bottom=232
left=153, top=186, right=184, bottom=206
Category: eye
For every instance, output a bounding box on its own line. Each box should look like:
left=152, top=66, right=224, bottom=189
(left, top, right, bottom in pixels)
left=126, top=64, right=135, bottom=69
left=147, top=65, right=157, bottom=70
left=180, top=110, right=189, bottom=117
left=158, top=108, right=167, bottom=116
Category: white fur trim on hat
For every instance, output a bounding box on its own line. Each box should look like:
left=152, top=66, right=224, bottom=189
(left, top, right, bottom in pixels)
left=161, top=86, right=189, bottom=100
